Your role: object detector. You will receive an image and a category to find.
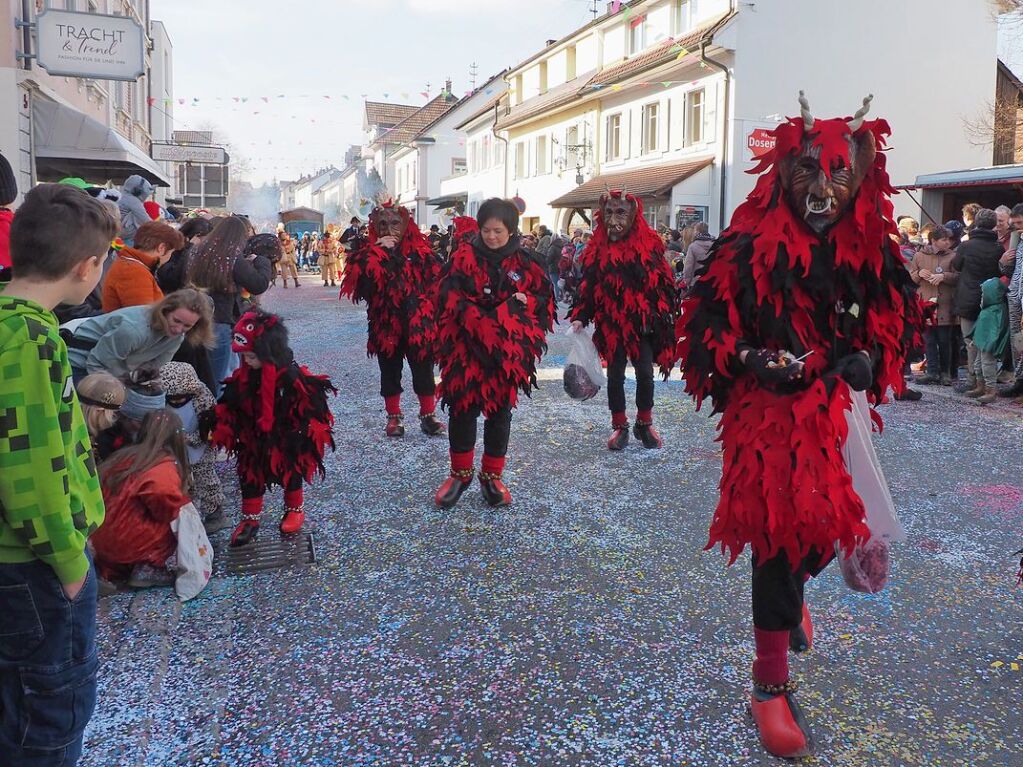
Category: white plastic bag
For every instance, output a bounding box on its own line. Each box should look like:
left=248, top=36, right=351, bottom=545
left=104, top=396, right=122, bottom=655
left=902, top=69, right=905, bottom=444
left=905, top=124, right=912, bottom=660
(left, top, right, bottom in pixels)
left=836, top=390, right=903, bottom=594
left=563, top=326, right=606, bottom=401
left=171, top=502, right=213, bottom=601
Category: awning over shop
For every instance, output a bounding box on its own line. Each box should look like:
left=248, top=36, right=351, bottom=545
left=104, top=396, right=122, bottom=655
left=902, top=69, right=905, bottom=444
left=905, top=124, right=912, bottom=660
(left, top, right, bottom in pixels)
left=895, top=164, right=1023, bottom=191
left=32, top=98, right=172, bottom=187
left=426, top=193, right=467, bottom=209
left=550, top=156, right=714, bottom=209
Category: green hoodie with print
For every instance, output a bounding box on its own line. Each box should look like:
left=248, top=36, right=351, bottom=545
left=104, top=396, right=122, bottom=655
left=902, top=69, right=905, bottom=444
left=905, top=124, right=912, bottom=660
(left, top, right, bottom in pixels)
left=0, top=294, right=105, bottom=583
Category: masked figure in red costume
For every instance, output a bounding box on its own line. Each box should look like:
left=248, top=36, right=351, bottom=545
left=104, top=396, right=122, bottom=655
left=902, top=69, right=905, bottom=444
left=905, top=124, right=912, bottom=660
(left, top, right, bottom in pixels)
left=340, top=201, right=445, bottom=438
left=569, top=189, right=678, bottom=450
left=212, top=310, right=337, bottom=547
left=678, top=93, right=922, bottom=758
left=433, top=199, right=554, bottom=509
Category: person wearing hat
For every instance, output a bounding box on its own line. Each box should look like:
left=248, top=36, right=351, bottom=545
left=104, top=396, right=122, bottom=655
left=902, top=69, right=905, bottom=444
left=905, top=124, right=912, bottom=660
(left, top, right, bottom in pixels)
left=0, top=152, right=16, bottom=280
left=118, top=175, right=155, bottom=246
left=212, top=310, right=337, bottom=547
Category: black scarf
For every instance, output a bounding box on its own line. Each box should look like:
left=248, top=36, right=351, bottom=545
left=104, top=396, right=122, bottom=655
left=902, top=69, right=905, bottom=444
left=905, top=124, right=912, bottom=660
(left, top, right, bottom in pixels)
left=472, top=233, right=522, bottom=262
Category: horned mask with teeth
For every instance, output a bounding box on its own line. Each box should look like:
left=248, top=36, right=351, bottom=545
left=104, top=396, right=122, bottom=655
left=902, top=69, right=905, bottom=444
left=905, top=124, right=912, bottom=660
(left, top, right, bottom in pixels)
left=778, top=91, right=877, bottom=234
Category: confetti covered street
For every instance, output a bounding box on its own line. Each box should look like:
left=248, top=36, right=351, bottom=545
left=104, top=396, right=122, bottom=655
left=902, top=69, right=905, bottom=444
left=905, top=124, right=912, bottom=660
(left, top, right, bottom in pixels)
left=82, top=286, right=1023, bottom=767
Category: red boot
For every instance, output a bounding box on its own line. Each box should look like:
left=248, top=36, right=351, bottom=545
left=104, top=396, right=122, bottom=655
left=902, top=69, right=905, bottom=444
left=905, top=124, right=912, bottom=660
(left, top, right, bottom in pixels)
left=280, top=488, right=305, bottom=535
left=230, top=497, right=264, bottom=547
left=479, top=455, right=511, bottom=507
left=384, top=395, right=404, bottom=437
left=750, top=685, right=813, bottom=758
left=633, top=410, right=663, bottom=449
left=607, top=413, right=629, bottom=451
left=435, top=451, right=474, bottom=509
left=279, top=506, right=305, bottom=535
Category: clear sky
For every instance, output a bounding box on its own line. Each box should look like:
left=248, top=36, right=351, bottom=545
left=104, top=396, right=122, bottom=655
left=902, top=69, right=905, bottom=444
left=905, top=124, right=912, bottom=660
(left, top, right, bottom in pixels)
left=152, top=0, right=604, bottom=184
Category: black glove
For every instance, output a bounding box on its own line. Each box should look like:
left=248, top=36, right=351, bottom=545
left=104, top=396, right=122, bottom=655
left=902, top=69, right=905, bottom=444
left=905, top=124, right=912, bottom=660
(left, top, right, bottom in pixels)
left=743, top=348, right=804, bottom=386
left=834, top=352, right=873, bottom=392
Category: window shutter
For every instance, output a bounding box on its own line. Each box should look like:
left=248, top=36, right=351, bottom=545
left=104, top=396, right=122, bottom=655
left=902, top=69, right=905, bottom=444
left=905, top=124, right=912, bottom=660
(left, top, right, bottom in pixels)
left=705, top=82, right=718, bottom=143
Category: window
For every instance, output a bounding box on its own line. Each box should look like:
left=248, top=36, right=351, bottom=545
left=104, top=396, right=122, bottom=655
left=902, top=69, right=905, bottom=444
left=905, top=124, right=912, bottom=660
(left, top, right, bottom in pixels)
left=642, top=103, right=660, bottom=154
left=482, top=135, right=491, bottom=170
left=536, top=135, right=548, bottom=175
left=468, top=140, right=478, bottom=174
left=514, top=142, right=526, bottom=179
left=673, top=0, right=698, bottom=35
left=494, top=140, right=504, bottom=167
left=538, top=61, right=548, bottom=95
left=453, top=158, right=467, bottom=175
left=685, top=89, right=705, bottom=145
left=606, top=114, right=622, bottom=160
left=628, top=17, right=647, bottom=55
left=565, top=125, right=580, bottom=168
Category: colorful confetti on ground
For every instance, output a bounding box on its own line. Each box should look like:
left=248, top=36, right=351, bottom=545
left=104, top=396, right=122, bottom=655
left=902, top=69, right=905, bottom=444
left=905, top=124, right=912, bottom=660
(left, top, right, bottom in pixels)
left=82, top=282, right=1023, bottom=766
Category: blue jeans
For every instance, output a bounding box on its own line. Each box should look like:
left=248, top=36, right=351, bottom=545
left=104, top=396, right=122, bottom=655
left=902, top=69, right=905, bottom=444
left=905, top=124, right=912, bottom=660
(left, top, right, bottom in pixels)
left=210, top=322, right=237, bottom=398
left=0, top=553, right=99, bottom=767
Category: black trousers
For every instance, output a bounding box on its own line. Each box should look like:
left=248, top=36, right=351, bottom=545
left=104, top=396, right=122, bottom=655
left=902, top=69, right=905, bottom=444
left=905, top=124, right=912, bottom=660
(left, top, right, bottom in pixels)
left=448, top=406, right=512, bottom=456
left=924, top=325, right=955, bottom=378
left=751, top=547, right=833, bottom=631
left=607, top=335, right=655, bottom=414
left=378, top=351, right=436, bottom=398
left=241, top=476, right=302, bottom=500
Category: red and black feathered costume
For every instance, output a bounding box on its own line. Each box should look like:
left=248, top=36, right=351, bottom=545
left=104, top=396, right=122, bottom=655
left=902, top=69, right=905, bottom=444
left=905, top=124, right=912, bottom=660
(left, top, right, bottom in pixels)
left=340, top=203, right=441, bottom=361
left=678, top=95, right=922, bottom=758
left=433, top=217, right=555, bottom=509
left=212, top=310, right=337, bottom=546
left=569, top=193, right=678, bottom=449
left=436, top=225, right=554, bottom=417
left=339, top=202, right=444, bottom=436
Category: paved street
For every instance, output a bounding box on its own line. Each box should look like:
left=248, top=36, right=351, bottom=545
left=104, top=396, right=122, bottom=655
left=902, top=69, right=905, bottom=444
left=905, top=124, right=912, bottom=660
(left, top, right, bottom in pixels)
left=82, top=284, right=1023, bottom=767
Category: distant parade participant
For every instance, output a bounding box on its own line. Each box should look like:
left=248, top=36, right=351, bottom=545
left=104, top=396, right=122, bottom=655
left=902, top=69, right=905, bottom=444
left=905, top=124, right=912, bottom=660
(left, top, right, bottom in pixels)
left=678, top=94, right=921, bottom=759
left=278, top=231, right=301, bottom=288
left=568, top=188, right=678, bottom=450
left=319, top=231, right=340, bottom=287
left=340, top=201, right=445, bottom=437
left=433, top=200, right=554, bottom=509
left=213, top=310, right=336, bottom=547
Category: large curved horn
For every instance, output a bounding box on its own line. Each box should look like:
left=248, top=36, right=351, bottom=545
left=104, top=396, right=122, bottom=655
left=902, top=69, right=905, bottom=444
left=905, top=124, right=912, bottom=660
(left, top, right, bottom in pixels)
left=847, top=94, right=874, bottom=132
left=620, top=182, right=628, bottom=198
left=798, top=90, right=814, bottom=131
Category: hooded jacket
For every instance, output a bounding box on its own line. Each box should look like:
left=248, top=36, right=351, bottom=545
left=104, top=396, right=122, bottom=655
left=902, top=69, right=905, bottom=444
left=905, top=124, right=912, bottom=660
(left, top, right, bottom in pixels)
left=951, top=228, right=1003, bottom=321
left=0, top=293, right=104, bottom=583
left=968, top=277, right=1010, bottom=355
left=118, top=174, right=155, bottom=245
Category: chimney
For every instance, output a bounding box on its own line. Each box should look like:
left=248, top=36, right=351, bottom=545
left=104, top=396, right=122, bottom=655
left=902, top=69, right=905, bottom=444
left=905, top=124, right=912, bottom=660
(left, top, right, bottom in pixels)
left=445, top=78, right=452, bottom=95
left=546, top=39, right=557, bottom=47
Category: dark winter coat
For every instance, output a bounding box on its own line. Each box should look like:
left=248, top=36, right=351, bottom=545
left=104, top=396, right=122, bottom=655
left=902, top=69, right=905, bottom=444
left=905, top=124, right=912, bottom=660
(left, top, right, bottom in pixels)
left=207, top=255, right=273, bottom=326
left=950, top=228, right=1004, bottom=321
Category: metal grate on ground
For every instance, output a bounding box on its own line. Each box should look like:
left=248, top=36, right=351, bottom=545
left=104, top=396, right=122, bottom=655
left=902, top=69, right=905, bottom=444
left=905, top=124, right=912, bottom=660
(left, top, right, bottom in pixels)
left=224, top=532, right=316, bottom=576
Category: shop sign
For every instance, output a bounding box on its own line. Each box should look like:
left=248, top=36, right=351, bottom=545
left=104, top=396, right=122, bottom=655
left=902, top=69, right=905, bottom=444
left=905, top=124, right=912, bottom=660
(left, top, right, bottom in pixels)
left=36, top=9, right=145, bottom=82
left=151, top=144, right=228, bottom=164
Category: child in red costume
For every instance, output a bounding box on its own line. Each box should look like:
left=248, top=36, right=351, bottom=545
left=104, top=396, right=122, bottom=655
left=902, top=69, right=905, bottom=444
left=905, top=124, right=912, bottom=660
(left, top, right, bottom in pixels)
left=678, top=94, right=922, bottom=758
left=340, top=202, right=445, bottom=438
left=212, top=310, right=337, bottom=547
left=568, top=190, right=678, bottom=450
left=434, top=200, right=554, bottom=508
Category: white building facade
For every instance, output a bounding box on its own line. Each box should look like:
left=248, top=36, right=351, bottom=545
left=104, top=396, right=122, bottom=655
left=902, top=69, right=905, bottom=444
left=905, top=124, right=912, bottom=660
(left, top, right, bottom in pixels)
left=0, top=0, right=174, bottom=205
left=466, top=0, right=996, bottom=233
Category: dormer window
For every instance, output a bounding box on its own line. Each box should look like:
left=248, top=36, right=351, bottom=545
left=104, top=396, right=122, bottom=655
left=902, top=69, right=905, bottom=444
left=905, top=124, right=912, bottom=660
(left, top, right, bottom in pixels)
left=628, top=17, right=647, bottom=55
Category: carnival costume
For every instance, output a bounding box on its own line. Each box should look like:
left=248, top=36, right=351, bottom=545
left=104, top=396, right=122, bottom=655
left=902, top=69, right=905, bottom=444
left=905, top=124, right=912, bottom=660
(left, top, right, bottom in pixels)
left=280, top=235, right=300, bottom=288
left=320, top=233, right=340, bottom=287
left=569, top=191, right=678, bottom=450
left=678, top=94, right=921, bottom=758
left=340, top=202, right=445, bottom=437
left=212, top=311, right=337, bottom=547
left=434, top=218, right=554, bottom=508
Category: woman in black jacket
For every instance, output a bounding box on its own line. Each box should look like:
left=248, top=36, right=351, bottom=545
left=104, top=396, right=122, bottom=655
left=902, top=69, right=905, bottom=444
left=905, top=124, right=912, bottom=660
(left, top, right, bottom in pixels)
left=157, top=217, right=213, bottom=293
left=951, top=208, right=1004, bottom=395
left=186, top=216, right=272, bottom=396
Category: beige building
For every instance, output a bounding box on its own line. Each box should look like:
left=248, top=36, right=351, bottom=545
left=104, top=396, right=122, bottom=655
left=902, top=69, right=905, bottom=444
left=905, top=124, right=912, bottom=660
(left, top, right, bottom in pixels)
left=1, top=0, right=172, bottom=205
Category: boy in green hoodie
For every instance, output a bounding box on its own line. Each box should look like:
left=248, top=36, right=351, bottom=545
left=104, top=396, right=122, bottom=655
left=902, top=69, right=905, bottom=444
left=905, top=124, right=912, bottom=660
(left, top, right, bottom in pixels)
left=0, top=184, right=116, bottom=766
